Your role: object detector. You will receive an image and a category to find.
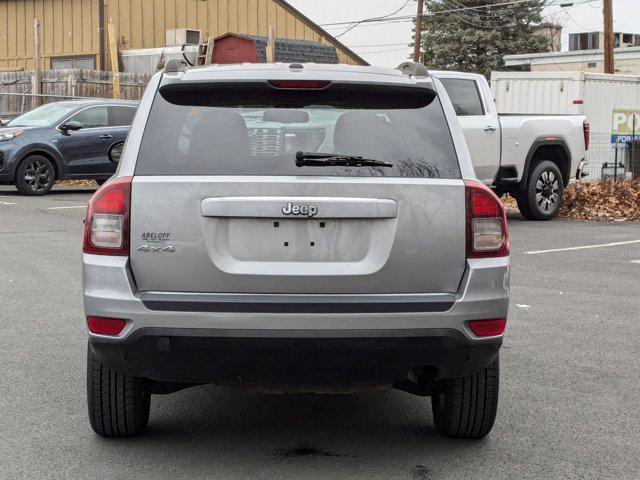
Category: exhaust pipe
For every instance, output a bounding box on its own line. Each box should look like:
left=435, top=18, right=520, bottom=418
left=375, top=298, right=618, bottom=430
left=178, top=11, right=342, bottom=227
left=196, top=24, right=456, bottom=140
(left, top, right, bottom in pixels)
left=408, top=369, right=433, bottom=387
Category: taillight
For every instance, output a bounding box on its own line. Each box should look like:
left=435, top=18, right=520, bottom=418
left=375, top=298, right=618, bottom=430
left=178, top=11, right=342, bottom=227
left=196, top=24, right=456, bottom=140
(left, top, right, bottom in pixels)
left=583, top=120, right=590, bottom=151
left=82, top=176, right=131, bottom=256
left=268, top=80, right=331, bottom=89
left=465, top=180, right=509, bottom=258
left=468, top=319, right=506, bottom=337
left=87, top=316, right=127, bottom=335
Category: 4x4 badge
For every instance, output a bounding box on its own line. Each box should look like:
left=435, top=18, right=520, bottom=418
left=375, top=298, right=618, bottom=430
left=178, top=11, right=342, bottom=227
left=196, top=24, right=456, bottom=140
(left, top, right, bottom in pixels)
left=281, top=202, right=318, bottom=217
left=137, top=245, right=176, bottom=253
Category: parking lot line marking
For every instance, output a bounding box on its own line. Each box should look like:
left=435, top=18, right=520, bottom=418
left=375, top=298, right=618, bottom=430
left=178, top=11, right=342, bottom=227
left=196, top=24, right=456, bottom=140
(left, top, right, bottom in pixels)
left=631, top=260, right=640, bottom=264
left=46, top=205, right=86, bottom=210
left=0, top=201, right=18, bottom=205
left=526, top=239, right=640, bottom=255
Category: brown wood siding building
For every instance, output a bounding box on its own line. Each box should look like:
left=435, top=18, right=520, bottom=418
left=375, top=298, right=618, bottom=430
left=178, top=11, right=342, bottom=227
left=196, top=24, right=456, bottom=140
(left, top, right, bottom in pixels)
left=0, top=0, right=366, bottom=71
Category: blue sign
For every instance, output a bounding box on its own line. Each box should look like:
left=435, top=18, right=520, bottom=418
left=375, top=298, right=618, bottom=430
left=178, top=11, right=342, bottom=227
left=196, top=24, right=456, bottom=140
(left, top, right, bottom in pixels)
left=611, top=134, right=638, bottom=144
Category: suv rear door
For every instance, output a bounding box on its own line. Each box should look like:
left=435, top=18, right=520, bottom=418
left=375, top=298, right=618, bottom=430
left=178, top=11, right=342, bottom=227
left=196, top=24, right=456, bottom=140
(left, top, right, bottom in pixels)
left=128, top=77, right=467, bottom=295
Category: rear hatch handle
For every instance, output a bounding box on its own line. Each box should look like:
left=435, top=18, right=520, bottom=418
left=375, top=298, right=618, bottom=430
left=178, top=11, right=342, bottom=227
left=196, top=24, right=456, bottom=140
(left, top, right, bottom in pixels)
left=201, top=197, right=398, bottom=219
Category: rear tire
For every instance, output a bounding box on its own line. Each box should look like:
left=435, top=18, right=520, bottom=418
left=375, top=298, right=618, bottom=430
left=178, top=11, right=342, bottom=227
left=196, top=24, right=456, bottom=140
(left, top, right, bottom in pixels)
left=87, top=345, right=150, bottom=437
left=431, top=355, right=499, bottom=439
left=515, top=160, right=564, bottom=220
left=14, top=155, right=55, bottom=196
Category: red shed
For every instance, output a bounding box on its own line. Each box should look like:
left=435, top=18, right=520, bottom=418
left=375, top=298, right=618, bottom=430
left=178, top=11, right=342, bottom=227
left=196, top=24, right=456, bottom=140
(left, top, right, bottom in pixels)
left=211, top=33, right=340, bottom=65
left=211, top=34, right=260, bottom=64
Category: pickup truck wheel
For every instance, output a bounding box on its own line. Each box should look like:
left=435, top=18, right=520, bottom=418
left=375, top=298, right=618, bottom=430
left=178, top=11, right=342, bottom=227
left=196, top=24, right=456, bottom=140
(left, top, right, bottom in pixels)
left=87, top=345, right=150, bottom=437
left=516, top=160, right=564, bottom=220
left=14, top=155, right=55, bottom=196
left=431, top=355, right=499, bottom=439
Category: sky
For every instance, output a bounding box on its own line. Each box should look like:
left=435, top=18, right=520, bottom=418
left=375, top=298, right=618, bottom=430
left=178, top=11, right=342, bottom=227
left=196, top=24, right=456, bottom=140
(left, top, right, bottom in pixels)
left=286, top=0, right=640, bottom=67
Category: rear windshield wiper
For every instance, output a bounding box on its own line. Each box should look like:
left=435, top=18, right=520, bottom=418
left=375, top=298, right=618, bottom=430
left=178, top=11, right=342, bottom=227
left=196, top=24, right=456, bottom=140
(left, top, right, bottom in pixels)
left=295, top=151, right=393, bottom=168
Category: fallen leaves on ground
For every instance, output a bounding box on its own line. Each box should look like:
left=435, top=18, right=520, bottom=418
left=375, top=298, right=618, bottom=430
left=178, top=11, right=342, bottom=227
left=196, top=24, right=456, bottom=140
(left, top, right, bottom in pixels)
left=55, top=180, right=98, bottom=187
left=501, top=194, right=520, bottom=215
left=558, top=179, right=640, bottom=221
left=503, top=179, right=640, bottom=221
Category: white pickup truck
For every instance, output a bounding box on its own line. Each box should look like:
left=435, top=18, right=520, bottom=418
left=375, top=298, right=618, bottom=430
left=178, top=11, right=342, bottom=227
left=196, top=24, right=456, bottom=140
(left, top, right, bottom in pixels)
left=432, top=71, right=589, bottom=220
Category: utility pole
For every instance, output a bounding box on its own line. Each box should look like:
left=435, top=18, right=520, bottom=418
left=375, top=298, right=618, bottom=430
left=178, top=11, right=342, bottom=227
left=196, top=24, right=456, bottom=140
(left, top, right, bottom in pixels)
left=413, top=0, right=425, bottom=63
left=603, top=0, right=614, bottom=74
left=33, top=19, right=41, bottom=99
left=107, top=22, right=120, bottom=99
left=266, top=25, right=276, bottom=63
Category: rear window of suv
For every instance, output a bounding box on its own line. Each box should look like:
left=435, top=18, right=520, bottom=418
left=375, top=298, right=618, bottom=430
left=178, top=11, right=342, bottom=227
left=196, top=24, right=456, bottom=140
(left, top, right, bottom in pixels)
left=135, top=81, right=461, bottom=179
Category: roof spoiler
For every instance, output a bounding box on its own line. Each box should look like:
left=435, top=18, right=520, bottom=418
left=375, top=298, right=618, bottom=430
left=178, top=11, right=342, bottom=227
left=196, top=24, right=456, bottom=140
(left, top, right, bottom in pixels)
left=397, top=62, right=430, bottom=77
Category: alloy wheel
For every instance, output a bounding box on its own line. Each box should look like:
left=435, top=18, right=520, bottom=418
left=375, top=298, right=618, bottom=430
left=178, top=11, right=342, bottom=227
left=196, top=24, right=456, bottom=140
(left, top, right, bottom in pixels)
left=23, top=159, right=53, bottom=193
left=535, top=170, right=559, bottom=212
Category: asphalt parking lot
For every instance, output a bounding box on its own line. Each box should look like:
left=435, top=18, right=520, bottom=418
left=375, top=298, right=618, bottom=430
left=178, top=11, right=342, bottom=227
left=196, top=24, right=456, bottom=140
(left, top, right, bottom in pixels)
left=1, top=184, right=639, bottom=480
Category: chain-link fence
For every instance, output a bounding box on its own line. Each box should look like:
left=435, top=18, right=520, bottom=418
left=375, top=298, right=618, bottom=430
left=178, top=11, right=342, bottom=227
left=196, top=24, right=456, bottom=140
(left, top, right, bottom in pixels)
left=587, top=133, right=638, bottom=181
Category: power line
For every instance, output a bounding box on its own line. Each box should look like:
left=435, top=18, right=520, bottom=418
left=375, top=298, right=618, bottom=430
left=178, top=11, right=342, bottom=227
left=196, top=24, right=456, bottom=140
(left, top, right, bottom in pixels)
left=562, top=8, right=600, bottom=32
left=321, top=0, right=595, bottom=29
left=333, top=0, right=416, bottom=38
left=344, top=42, right=411, bottom=48
left=320, top=0, right=545, bottom=26
left=354, top=47, right=413, bottom=54
left=438, top=0, right=537, bottom=29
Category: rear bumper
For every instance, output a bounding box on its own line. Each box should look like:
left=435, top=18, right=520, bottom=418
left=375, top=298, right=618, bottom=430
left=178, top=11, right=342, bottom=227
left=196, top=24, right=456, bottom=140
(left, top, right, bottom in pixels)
left=83, top=254, right=509, bottom=383
left=89, top=328, right=502, bottom=384
left=576, top=158, right=589, bottom=179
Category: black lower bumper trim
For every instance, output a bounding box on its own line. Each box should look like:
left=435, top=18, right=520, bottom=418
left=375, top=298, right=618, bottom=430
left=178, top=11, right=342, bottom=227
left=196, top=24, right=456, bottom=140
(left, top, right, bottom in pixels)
left=141, top=299, right=454, bottom=314
left=90, top=328, right=501, bottom=385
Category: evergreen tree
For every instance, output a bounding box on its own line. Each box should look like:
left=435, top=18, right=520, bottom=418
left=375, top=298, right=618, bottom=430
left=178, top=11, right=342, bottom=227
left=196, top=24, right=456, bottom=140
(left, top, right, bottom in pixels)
left=419, top=0, right=548, bottom=78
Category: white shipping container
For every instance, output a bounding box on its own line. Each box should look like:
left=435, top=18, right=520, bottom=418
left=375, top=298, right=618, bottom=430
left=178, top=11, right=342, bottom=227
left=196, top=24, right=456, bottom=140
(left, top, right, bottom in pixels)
left=491, top=71, right=640, bottom=133
left=491, top=71, right=640, bottom=179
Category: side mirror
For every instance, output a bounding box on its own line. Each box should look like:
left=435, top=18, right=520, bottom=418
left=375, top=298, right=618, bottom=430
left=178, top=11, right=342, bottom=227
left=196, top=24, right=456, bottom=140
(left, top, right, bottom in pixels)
left=60, top=120, right=83, bottom=132
left=108, top=141, right=125, bottom=163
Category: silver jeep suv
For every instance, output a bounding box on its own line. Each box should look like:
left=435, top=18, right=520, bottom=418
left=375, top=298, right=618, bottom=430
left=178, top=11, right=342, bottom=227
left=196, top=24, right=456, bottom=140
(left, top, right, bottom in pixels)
left=83, top=61, right=509, bottom=439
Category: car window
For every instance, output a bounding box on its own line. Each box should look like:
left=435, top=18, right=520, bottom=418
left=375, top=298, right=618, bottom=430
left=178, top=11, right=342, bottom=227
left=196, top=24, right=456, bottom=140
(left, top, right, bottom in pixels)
left=135, top=84, right=461, bottom=179
left=7, top=102, right=78, bottom=127
left=439, top=79, right=485, bottom=116
left=109, top=106, right=136, bottom=127
left=68, top=106, right=108, bottom=128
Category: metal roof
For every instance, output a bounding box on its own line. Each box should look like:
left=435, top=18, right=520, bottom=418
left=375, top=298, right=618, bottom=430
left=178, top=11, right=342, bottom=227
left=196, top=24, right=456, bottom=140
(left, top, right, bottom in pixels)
left=219, top=33, right=340, bottom=64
